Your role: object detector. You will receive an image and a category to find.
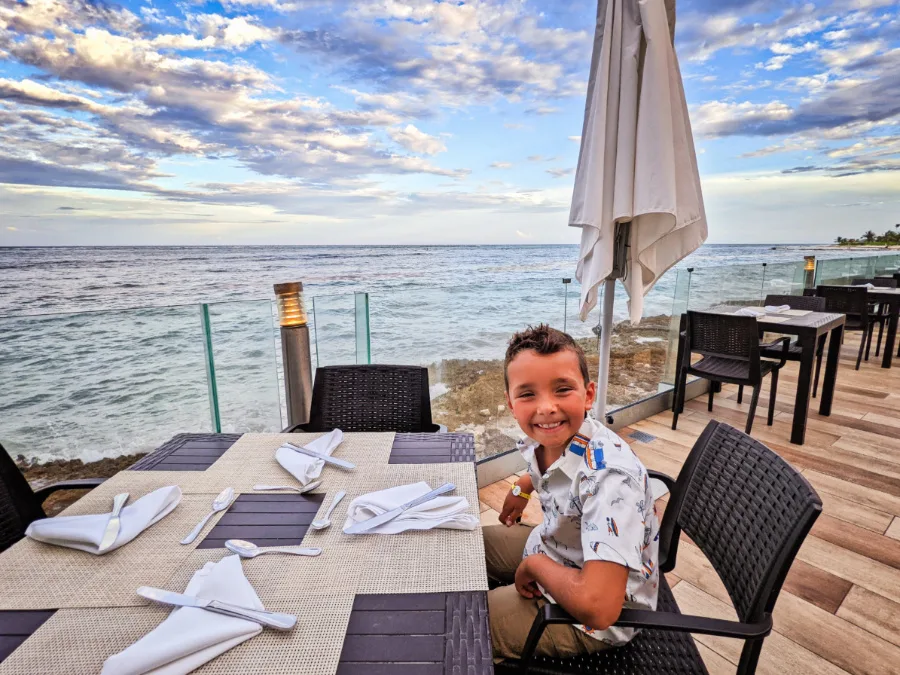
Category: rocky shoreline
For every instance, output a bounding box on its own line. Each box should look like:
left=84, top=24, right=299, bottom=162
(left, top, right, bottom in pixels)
left=13, top=315, right=672, bottom=509
left=15, top=453, right=147, bottom=515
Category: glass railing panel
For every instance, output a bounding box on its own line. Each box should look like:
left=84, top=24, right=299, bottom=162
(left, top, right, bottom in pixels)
left=204, top=300, right=283, bottom=433
left=761, top=261, right=807, bottom=298
left=309, top=293, right=357, bottom=368
left=660, top=267, right=691, bottom=387
left=687, top=262, right=766, bottom=310
left=0, top=305, right=213, bottom=466
left=364, top=279, right=599, bottom=460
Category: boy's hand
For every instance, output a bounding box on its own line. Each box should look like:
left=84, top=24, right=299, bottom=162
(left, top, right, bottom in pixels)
left=499, top=491, right=527, bottom=527
left=515, top=555, right=544, bottom=599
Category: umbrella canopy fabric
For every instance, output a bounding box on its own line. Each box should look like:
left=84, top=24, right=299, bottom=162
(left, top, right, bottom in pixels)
left=570, top=0, right=707, bottom=325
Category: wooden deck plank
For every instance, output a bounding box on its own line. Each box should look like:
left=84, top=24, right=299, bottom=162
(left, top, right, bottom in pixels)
left=887, top=518, right=900, bottom=541
left=810, top=514, right=900, bottom=570
left=837, top=586, right=900, bottom=650
left=671, top=582, right=852, bottom=675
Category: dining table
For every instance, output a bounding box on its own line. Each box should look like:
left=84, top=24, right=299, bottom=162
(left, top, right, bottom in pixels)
left=697, top=306, right=846, bottom=445
left=0, top=432, right=494, bottom=674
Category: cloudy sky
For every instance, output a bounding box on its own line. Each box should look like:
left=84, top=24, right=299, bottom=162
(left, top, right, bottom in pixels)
left=0, top=0, right=898, bottom=246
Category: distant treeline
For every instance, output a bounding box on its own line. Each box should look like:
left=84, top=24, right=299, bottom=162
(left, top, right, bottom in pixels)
left=835, top=226, right=900, bottom=246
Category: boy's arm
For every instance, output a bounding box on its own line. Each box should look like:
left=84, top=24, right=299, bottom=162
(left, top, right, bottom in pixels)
left=516, top=555, right=628, bottom=630
left=498, top=474, right=534, bottom=526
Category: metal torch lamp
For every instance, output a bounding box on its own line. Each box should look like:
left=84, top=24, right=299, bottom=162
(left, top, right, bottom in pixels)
left=804, top=256, right=816, bottom=290
left=274, top=282, right=313, bottom=428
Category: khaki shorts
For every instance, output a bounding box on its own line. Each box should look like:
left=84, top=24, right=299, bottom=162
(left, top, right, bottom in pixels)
left=484, top=524, right=610, bottom=661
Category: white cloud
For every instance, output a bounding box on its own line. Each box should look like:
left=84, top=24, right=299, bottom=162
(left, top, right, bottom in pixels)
left=770, top=41, right=818, bottom=55
left=387, top=124, right=446, bottom=155
left=756, top=55, right=791, bottom=71
left=490, top=161, right=513, bottom=169
left=568, top=135, right=581, bottom=142
left=546, top=167, right=573, bottom=178
left=515, top=229, right=532, bottom=239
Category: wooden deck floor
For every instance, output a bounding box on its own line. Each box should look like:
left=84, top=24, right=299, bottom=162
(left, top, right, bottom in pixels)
left=478, top=332, right=900, bottom=674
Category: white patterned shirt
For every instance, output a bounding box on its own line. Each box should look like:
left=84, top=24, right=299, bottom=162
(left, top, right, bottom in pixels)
left=518, top=416, right=660, bottom=646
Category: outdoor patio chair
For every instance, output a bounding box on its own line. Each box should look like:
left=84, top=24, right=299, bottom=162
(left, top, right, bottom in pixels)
left=0, top=442, right=105, bottom=553
left=671, top=312, right=789, bottom=434
left=285, top=364, right=443, bottom=433
left=815, top=285, right=876, bottom=370
left=852, top=278, right=897, bottom=359
left=499, top=420, right=822, bottom=675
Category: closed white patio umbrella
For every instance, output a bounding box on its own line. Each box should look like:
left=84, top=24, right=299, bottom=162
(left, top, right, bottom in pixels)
left=570, top=0, right=708, bottom=417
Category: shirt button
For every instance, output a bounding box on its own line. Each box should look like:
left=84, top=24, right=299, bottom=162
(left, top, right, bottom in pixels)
left=542, top=473, right=549, bottom=480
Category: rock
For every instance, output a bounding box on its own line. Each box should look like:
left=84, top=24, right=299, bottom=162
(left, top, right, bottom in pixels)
left=480, top=408, right=491, bottom=416
left=497, top=405, right=505, bottom=412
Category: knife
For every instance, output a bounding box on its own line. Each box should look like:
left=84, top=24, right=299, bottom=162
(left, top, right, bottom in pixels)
left=98, top=493, right=129, bottom=553
left=284, top=443, right=355, bottom=470
left=344, top=483, right=456, bottom=534
left=137, top=587, right=297, bottom=631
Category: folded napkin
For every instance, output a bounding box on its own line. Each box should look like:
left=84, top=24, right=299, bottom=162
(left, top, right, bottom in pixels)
left=343, top=481, right=478, bottom=534
left=275, top=429, right=343, bottom=486
left=734, top=306, right=766, bottom=317
left=102, top=555, right=263, bottom=675
left=763, top=304, right=791, bottom=313
left=25, top=486, right=181, bottom=555
left=863, top=283, right=876, bottom=289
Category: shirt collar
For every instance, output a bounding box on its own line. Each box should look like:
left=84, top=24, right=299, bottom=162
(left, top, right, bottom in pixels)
left=517, top=417, right=603, bottom=480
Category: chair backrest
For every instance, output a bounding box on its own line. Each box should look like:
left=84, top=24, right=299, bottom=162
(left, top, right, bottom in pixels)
left=657, top=421, right=821, bottom=624
left=686, top=311, right=762, bottom=364
left=305, top=365, right=440, bottom=433
left=815, top=285, right=869, bottom=319
left=763, top=294, right=826, bottom=312
left=0, top=443, right=45, bottom=553
left=852, top=278, right=898, bottom=288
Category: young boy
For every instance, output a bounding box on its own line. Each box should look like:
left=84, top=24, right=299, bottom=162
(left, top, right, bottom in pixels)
left=484, top=324, right=659, bottom=660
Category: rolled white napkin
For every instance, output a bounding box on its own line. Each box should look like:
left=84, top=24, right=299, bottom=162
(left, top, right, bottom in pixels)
left=863, top=283, right=876, bottom=289
left=343, top=481, right=478, bottom=535
left=25, top=486, right=181, bottom=555
left=275, top=429, right=343, bottom=486
left=734, top=307, right=765, bottom=317
left=102, top=555, right=263, bottom=675
left=763, top=304, right=791, bottom=313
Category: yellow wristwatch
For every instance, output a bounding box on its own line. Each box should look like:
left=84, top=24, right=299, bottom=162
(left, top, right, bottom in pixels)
left=511, top=485, right=532, bottom=500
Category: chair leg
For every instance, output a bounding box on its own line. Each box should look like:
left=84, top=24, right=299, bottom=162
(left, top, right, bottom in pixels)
left=856, top=327, right=866, bottom=370
left=737, top=385, right=744, bottom=404
left=708, top=386, right=715, bottom=412
left=865, top=323, right=874, bottom=361
left=746, top=386, right=760, bottom=435
left=813, top=340, right=824, bottom=398
left=671, top=368, right=686, bottom=430
left=767, top=370, right=779, bottom=426
left=875, top=311, right=885, bottom=357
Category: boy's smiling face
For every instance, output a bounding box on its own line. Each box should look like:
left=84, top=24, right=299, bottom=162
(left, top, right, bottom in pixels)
left=505, top=348, right=596, bottom=454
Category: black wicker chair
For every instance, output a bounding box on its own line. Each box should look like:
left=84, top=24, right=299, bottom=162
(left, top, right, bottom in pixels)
left=1, top=442, right=104, bottom=553
left=815, top=285, right=875, bottom=370
left=285, top=364, right=442, bottom=433
left=672, top=312, right=789, bottom=434
left=499, top=420, right=822, bottom=675
left=851, top=279, right=897, bottom=359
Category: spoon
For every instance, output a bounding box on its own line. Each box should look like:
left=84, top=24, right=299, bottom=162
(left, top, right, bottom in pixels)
left=253, top=481, right=321, bottom=494
left=181, top=487, right=234, bottom=545
left=311, top=491, right=346, bottom=531
left=225, top=539, right=322, bottom=558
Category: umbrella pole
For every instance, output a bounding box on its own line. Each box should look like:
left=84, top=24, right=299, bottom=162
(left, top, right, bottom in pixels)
left=593, top=277, right=616, bottom=422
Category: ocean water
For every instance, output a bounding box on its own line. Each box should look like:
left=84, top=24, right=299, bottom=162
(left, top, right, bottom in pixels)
left=0, top=244, right=886, bottom=462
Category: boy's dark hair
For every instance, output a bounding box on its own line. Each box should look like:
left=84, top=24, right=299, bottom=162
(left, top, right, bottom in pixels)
left=504, top=324, right=590, bottom=389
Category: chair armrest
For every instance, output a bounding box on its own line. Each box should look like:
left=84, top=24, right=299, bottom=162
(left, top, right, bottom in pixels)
left=520, top=603, right=772, bottom=670
left=33, top=478, right=105, bottom=504
left=646, top=470, right=676, bottom=494
left=282, top=423, right=311, bottom=433
left=761, top=336, right=791, bottom=367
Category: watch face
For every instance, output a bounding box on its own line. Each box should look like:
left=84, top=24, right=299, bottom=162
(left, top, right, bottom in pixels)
left=512, top=485, right=521, bottom=496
